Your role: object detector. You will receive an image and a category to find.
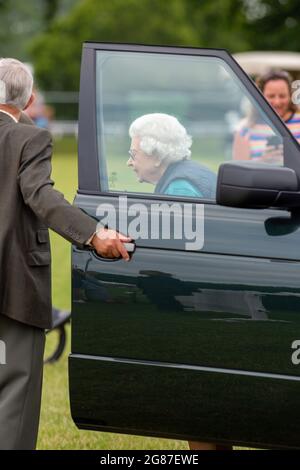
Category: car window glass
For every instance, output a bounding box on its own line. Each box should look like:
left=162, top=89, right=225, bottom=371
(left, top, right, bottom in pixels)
left=96, top=51, right=284, bottom=200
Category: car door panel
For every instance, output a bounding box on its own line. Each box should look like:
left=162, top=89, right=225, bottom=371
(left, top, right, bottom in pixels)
left=76, top=194, right=300, bottom=260
left=72, top=194, right=300, bottom=377
left=69, top=357, right=300, bottom=449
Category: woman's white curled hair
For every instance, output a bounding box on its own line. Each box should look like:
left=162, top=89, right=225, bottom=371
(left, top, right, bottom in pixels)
left=129, top=113, right=192, bottom=164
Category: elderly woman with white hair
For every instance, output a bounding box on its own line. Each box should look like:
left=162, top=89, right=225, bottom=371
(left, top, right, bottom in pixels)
left=128, top=113, right=216, bottom=198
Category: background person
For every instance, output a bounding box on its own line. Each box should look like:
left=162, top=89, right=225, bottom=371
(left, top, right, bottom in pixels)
left=233, top=70, right=300, bottom=163
left=25, top=87, right=53, bottom=129
left=128, top=113, right=217, bottom=199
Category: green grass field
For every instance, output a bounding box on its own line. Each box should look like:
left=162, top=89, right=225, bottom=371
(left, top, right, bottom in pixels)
left=37, top=138, right=189, bottom=450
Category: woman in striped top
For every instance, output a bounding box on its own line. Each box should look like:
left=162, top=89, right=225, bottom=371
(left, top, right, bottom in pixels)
left=233, top=70, right=300, bottom=163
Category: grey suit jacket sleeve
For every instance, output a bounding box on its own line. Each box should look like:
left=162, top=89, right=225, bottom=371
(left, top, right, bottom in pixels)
left=17, top=128, right=97, bottom=246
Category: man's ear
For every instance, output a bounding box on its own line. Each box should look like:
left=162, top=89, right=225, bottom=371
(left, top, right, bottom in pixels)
left=23, top=93, right=35, bottom=110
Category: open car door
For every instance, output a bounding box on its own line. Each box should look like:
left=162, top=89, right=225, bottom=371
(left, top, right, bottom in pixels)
left=69, top=42, right=300, bottom=449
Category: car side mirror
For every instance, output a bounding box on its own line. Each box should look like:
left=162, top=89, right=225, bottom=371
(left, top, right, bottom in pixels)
left=216, top=162, right=300, bottom=210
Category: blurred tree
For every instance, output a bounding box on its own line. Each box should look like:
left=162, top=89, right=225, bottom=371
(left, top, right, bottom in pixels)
left=28, top=0, right=300, bottom=91
left=0, top=0, right=42, bottom=60
left=185, top=0, right=250, bottom=51
left=242, top=0, right=300, bottom=51
left=0, top=0, right=77, bottom=60
left=44, top=0, right=77, bottom=28
left=44, top=0, right=60, bottom=27
left=29, top=0, right=200, bottom=90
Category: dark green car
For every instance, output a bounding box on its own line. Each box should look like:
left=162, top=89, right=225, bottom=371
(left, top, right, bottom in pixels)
left=69, top=42, right=300, bottom=449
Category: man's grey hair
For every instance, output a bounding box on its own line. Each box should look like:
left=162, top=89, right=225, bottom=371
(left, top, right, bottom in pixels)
left=129, top=113, right=192, bottom=165
left=0, top=58, right=33, bottom=110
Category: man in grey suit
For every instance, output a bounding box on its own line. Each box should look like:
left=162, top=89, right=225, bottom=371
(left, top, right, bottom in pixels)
left=0, top=58, right=130, bottom=450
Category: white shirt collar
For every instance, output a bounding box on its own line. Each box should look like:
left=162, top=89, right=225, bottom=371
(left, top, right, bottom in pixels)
left=0, top=109, right=19, bottom=123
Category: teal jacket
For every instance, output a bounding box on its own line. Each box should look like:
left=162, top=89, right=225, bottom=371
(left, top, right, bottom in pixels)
left=164, top=179, right=202, bottom=197
left=155, top=160, right=217, bottom=198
